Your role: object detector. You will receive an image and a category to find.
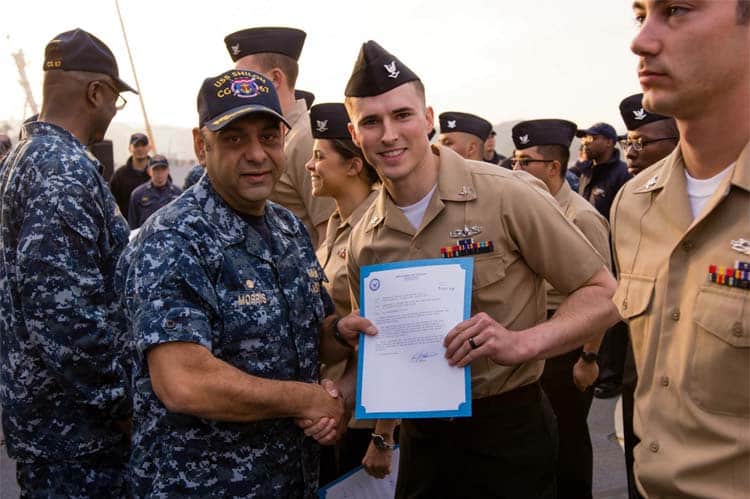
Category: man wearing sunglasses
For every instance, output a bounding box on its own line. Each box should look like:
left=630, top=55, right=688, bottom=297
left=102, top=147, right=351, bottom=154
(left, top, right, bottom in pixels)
left=0, top=29, right=136, bottom=496
left=619, top=93, right=678, bottom=177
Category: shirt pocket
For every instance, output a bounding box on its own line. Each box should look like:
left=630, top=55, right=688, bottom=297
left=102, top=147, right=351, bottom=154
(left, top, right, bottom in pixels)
left=613, top=273, right=655, bottom=360
left=688, top=286, right=750, bottom=417
left=471, top=254, right=508, bottom=295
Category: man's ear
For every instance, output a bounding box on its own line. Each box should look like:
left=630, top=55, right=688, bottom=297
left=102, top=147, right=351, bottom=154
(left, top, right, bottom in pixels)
left=86, top=80, right=105, bottom=109
left=268, top=67, right=286, bottom=91
left=192, top=127, right=207, bottom=164
left=347, top=122, right=361, bottom=148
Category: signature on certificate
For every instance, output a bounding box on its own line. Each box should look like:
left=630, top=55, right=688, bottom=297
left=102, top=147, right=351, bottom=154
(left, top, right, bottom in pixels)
left=410, top=351, right=438, bottom=363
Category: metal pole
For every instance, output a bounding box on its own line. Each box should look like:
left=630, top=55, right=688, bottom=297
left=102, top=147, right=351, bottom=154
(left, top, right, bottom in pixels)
left=114, top=0, right=156, bottom=151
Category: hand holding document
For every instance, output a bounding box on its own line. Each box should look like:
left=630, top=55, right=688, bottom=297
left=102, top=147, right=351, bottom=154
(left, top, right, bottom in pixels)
left=356, top=258, right=473, bottom=419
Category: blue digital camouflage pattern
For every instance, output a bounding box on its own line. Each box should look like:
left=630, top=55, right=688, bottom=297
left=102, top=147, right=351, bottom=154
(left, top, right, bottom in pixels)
left=182, top=163, right=205, bottom=190
left=16, top=441, right=129, bottom=498
left=117, top=174, right=330, bottom=498
left=127, top=180, right=182, bottom=229
left=0, top=123, right=131, bottom=467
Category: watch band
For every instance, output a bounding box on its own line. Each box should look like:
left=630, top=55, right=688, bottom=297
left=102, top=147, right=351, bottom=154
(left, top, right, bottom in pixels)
left=371, top=433, right=395, bottom=450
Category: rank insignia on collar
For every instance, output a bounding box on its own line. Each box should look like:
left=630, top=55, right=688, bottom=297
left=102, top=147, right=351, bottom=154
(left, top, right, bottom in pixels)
left=642, top=175, right=659, bottom=190
left=245, top=279, right=255, bottom=289
left=369, top=214, right=382, bottom=226
left=707, top=261, right=750, bottom=289
left=731, top=238, right=750, bottom=256
left=337, top=248, right=347, bottom=259
left=449, top=225, right=483, bottom=238
left=441, top=238, right=494, bottom=258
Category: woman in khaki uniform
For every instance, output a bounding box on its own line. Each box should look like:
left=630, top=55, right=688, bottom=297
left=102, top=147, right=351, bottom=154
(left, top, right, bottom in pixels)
left=305, top=103, right=393, bottom=481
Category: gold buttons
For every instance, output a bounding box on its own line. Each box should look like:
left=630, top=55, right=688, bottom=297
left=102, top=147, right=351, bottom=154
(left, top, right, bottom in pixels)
left=671, top=310, right=680, bottom=321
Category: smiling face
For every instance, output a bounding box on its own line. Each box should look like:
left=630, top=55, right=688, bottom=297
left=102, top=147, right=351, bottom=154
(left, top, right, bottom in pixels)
left=305, top=138, right=352, bottom=198
left=631, top=0, right=750, bottom=119
left=196, top=113, right=285, bottom=215
left=346, top=82, right=434, bottom=186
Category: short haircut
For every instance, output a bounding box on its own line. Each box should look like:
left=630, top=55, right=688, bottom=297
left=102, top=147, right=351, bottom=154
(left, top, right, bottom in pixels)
left=330, top=139, right=379, bottom=185
left=739, top=0, right=750, bottom=24
left=537, top=144, right=570, bottom=178
left=251, top=53, right=299, bottom=90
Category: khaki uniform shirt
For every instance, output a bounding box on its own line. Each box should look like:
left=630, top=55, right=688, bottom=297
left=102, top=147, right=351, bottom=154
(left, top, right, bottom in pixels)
left=317, top=188, right=379, bottom=429
left=611, top=142, right=750, bottom=498
left=270, top=98, right=335, bottom=247
left=547, top=182, right=611, bottom=310
left=347, top=146, right=606, bottom=399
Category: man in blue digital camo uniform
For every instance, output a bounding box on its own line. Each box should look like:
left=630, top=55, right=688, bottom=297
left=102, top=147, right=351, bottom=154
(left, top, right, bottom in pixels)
left=0, top=29, right=136, bottom=497
left=127, top=154, right=182, bottom=229
left=118, top=68, right=375, bottom=497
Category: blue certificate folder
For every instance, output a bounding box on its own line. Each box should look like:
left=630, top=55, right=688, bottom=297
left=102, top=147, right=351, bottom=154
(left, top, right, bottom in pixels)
left=355, top=257, right=473, bottom=419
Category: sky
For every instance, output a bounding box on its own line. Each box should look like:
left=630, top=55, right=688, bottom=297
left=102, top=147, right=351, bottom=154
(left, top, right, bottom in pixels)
left=1, top=0, right=644, bottom=139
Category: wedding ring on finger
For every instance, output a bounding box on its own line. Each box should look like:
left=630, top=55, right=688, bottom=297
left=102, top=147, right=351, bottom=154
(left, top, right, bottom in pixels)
left=468, top=336, right=479, bottom=350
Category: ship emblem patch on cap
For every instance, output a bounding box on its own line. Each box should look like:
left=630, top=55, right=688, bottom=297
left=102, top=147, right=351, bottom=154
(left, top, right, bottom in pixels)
left=316, top=120, right=328, bottom=133
left=447, top=120, right=456, bottom=129
left=519, top=134, right=530, bottom=145
left=633, top=108, right=647, bottom=120
left=231, top=78, right=259, bottom=98
left=384, top=60, right=400, bottom=79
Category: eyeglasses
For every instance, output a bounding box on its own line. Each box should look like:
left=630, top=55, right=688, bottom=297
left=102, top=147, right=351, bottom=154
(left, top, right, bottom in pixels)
left=620, top=136, right=677, bottom=152
left=511, top=158, right=555, bottom=168
left=98, top=80, right=128, bottom=111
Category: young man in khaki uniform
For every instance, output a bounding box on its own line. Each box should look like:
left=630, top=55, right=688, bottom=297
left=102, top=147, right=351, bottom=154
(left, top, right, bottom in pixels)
left=225, top=27, right=335, bottom=247
left=512, top=119, right=611, bottom=499
left=340, top=40, right=619, bottom=498
left=612, top=1, right=750, bottom=497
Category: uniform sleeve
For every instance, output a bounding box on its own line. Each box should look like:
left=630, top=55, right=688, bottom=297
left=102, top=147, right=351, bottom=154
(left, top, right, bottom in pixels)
left=127, top=190, right=138, bottom=228
left=574, top=210, right=612, bottom=271
left=609, top=185, right=627, bottom=276
left=502, top=179, right=606, bottom=295
left=18, top=182, right=130, bottom=420
left=122, top=230, right=217, bottom=356
left=345, top=234, right=361, bottom=310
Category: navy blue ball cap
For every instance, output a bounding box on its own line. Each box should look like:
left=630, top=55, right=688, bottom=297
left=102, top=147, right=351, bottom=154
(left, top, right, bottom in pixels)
left=130, top=132, right=149, bottom=146
left=575, top=122, right=617, bottom=141
left=197, top=69, right=289, bottom=132
left=43, top=28, right=136, bottom=94
left=309, top=103, right=352, bottom=140
left=148, top=154, right=169, bottom=169
left=619, top=93, right=672, bottom=131
left=224, top=27, right=306, bottom=62
left=512, top=119, right=578, bottom=150
left=345, top=40, right=420, bottom=98
left=439, top=112, right=493, bottom=141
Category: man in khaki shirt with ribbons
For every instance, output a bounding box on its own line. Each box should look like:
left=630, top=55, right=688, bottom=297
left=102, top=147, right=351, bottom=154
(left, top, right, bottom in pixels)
left=225, top=27, right=335, bottom=247
left=512, top=119, right=611, bottom=499
left=611, top=1, right=750, bottom=497
left=339, top=40, right=619, bottom=498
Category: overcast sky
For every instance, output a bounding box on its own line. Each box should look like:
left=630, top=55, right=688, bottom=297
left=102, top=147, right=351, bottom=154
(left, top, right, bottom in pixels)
left=1, top=0, right=643, bottom=134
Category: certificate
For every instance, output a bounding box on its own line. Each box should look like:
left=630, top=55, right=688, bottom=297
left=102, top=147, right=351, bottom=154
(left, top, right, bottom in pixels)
left=355, top=258, right=473, bottom=419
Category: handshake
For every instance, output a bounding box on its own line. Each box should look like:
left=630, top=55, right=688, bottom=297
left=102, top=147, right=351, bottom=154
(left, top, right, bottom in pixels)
left=295, top=378, right=352, bottom=445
